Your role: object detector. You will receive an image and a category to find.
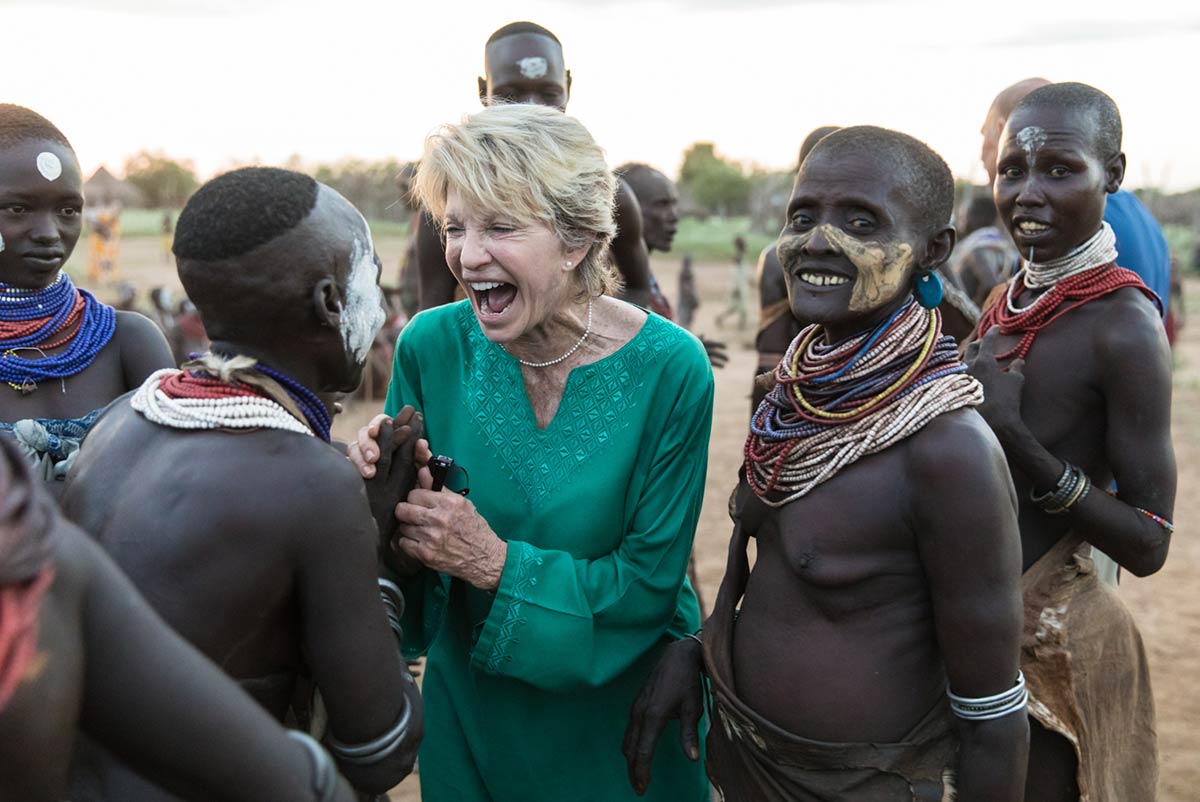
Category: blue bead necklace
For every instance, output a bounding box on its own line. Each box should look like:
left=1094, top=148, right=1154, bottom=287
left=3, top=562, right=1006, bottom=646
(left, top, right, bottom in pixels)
left=255, top=363, right=333, bottom=443
left=0, top=274, right=117, bottom=394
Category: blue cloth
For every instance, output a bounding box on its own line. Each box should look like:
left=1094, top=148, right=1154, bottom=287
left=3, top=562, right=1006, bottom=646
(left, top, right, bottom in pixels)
left=1105, top=189, right=1169, bottom=317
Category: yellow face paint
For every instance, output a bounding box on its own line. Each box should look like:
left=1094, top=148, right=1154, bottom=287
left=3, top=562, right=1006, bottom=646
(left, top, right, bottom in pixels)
left=777, top=223, right=914, bottom=312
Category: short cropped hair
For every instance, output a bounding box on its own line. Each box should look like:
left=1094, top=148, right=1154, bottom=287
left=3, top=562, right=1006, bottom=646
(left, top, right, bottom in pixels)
left=806, top=125, right=954, bottom=232
left=414, top=104, right=617, bottom=298
left=964, top=195, right=998, bottom=232
left=0, top=104, right=73, bottom=152
left=1012, top=81, right=1122, bottom=161
left=797, top=126, right=840, bottom=169
left=486, top=21, right=561, bottom=47
left=613, top=162, right=668, bottom=196
left=174, top=167, right=319, bottom=262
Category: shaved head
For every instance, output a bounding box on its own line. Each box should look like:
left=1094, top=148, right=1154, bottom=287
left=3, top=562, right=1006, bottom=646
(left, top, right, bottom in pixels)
left=981, top=77, right=1051, bottom=182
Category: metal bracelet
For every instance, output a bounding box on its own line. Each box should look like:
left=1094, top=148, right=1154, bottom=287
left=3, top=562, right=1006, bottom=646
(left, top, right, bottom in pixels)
left=947, top=672, right=1028, bottom=721
left=325, top=688, right=413, bottom=766
left=287, top=730, right=339, bottom=802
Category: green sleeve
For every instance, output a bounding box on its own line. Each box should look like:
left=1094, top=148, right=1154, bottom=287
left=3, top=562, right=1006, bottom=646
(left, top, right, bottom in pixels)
left=381, top=320, right=446, bottom=659
left=469, top=371, right=714, bottom=691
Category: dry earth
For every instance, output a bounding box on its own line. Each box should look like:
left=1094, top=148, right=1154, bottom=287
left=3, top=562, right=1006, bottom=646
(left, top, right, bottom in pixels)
left=72, top=237, right=1197, bottom=801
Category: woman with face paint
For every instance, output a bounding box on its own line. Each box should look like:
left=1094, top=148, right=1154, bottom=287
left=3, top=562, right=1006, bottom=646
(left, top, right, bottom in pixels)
left=349, top=103, right=713, bottom=802
left=0, top=105, right=174, bottom=486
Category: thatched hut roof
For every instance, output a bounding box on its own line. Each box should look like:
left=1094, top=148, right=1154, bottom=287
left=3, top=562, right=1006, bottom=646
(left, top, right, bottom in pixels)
left=84, top=166, right=145, bottom=207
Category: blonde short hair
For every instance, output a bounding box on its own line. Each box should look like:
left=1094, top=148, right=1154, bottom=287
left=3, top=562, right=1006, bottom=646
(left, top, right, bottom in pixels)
left=414, top=104, right=618, bottom=298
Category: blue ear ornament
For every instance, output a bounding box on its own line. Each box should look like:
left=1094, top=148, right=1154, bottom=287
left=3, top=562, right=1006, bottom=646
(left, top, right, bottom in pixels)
left=914, top=272, right=943, bottom=309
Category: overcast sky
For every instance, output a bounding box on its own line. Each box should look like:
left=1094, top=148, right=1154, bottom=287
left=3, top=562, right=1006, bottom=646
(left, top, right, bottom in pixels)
left=4, top=0, right=1199, bottom=191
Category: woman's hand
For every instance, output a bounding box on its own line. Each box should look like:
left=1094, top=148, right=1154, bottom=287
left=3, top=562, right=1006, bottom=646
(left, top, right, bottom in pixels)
left=622, top=637, right=704, bottom=795
left=350, top=411, right=432, bottom=479
left=393, top=466, right=508, bottom=591
left=965, top=326, right=1028, bottom=447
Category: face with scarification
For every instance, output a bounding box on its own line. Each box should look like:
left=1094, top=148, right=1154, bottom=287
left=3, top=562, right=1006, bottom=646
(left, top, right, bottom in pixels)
left=777, top=146, right=931, bottom=339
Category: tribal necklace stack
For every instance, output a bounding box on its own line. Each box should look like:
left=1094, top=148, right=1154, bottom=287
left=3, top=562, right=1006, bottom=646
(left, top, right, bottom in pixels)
left=977, top=222, right=1160, bottom=362
left=745, top=299, right=982, bottom=506
left=132, top=354, right=332, bottom=442
left=0, top=274, right=116, bottom=394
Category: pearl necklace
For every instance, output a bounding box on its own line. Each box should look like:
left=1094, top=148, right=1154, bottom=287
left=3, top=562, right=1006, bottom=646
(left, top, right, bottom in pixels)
left=502, top=299, right=593, bottom=368
left=1022, top=222, right=1118, bottom=290
left=132, top=369, right=313, bottom=436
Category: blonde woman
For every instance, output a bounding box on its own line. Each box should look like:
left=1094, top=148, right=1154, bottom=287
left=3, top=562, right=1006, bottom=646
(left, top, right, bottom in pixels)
left=350, top=104, right=712, bottom=801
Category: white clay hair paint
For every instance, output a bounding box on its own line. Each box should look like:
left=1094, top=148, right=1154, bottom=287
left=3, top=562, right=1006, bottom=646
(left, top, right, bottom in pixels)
left=36, top=152, right=62, bottom=182
left=341, top=218, right=387, bottom=364
left=1016, top=126, right=1047, bottom=158
left=518, top=56, right=548, bottom=79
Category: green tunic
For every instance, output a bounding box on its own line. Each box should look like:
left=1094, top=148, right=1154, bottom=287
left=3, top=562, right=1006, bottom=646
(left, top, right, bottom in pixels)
left=384, top=301, right=712, bottom=802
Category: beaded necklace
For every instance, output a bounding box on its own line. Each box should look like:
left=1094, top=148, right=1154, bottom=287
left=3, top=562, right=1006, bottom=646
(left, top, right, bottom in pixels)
left=132, top=355, right=332, bottom=441
left=0, top=273, right=116, bottom=394
left=977, top=262, right=1160, bottom=363
left=745, top=299, right=982, bottom=506
left=254, top=362, right=332, bottom=442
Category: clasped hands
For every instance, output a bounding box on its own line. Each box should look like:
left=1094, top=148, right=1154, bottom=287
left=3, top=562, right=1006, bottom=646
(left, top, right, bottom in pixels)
left=964, top=325, right=1028, bottom=446
left=351, top=408, right=507, bottom=591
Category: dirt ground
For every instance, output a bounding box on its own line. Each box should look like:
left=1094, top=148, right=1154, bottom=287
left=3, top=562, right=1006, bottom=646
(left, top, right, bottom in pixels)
left=77, top=235, right=1198, bottom=801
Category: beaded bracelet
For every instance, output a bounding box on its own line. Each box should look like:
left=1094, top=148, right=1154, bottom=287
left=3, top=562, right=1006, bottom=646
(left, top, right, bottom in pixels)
left=947, top=672, right=1028, bottom=721
left=1136, top=507, right=1175, bottom=534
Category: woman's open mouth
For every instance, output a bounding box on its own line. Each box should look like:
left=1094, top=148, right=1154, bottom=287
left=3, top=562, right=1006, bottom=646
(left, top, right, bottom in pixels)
left=470, top=281, right=518, bottom=320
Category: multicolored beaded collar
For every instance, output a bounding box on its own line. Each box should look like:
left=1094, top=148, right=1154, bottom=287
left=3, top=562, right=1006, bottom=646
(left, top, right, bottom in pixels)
left=132, top=354, right=332, bottom=442
left=0, top=274, right=116, bottom=394
left=746, top=299, right=982, bottom=506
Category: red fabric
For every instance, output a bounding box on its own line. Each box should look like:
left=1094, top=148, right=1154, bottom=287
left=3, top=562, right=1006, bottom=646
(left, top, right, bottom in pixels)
left=976, top=264, right=1160, bottom=362
left=0, top=569, right=54, bottom=713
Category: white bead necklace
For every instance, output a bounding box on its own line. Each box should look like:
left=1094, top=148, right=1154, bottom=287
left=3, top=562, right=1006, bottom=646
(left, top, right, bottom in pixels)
left=1007, top=222, right=1118, bottom=316
left=1022, top=222, right=1118, bottom=289
left=502, top=299, right=593, bottom=368
left=131, top=369, right=313, bottom=436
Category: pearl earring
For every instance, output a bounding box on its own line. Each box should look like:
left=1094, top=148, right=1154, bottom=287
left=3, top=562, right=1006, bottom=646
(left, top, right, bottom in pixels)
left=565, top=260, right=573, bottom=268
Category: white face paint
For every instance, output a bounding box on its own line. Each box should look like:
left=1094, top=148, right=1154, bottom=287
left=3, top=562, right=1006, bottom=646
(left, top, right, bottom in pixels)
left=518, top=56, right=548, bottom=79
left=340, top=218, right=387, bottom=364
left=1016, top=126, right=1047, bottom=159
left=0, top=231, right=5, bottom=254
left=36, top=152, right=62, bottom=182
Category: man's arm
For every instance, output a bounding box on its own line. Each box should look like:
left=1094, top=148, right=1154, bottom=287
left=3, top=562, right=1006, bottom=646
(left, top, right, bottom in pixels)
left=115, top=310, right=176, bottom=386
left=294, top=460, right=422, bottom=794
left=611, top=179, right=654, bottom=308
left=910, top=414, right=1027, bottom=802
left=415, top=211, right=458, bottom=311
left=70, top=526, right=357, bottom=802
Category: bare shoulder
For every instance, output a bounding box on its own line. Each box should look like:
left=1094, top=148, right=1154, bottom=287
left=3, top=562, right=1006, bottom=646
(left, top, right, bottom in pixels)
left=1091, top=287, right=1169, bottom=363
left=113, top=309, right=170, bottom=350
left=113, top=309, right=175, bottom=386
left=904, top=408, right=1011, bottom=494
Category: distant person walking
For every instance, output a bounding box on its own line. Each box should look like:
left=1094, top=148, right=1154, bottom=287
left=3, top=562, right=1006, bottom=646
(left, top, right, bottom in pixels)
left=717, top=233, right=749, bottom=329
left=86, top=199, right=121, bottom=283
left=677, top=254, right=699, bottom=329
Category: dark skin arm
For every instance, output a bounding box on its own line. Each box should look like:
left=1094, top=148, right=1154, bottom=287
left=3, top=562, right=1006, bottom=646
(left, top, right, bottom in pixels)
left=968, top=304, right=1176, bottom=576
left=415, top=211, right=459, bottom=311
left=70, top=527, right=358, bottom=802
left=295, top=460, right=423, bottom=794
left=621, top=628, right=704, bottom=796
left=611, top=179, right=654, bottom=309
left=115, top=309, right=177, bottom=381
left=909, top=415, right=1028, bottom=802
